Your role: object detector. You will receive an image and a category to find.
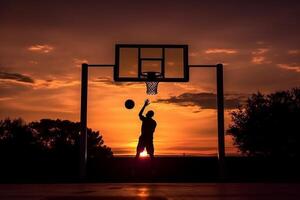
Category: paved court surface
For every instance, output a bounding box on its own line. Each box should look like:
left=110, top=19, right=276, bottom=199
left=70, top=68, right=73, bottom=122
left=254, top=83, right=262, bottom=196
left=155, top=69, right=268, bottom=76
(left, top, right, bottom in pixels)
left=0, top=183, right=300, bottom=200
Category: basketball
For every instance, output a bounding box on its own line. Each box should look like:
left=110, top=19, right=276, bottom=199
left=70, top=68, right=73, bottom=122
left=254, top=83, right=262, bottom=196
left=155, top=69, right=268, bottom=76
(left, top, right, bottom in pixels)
left=125, top=99, right=135, bottom=109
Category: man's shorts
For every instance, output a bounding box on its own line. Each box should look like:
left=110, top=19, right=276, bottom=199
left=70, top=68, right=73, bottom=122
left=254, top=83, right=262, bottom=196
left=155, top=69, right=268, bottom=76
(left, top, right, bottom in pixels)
left=137, top=136, right=154, bottom=155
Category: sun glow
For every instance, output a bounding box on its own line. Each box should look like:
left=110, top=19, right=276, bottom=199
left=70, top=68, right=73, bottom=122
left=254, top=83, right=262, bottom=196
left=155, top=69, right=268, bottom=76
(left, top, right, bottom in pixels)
left=140, top=149, right=148, bottom=157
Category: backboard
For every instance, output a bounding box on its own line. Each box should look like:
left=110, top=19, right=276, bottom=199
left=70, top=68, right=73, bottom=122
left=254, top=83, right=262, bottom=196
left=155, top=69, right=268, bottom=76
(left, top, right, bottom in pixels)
left=114, top=44, right=189, bottom=82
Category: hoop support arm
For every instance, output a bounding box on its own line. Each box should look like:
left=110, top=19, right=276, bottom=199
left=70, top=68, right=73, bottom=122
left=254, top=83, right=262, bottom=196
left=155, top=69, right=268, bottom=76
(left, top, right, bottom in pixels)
left=87, top=64, right=115, bottom=67
left=189, top=64, right=217, bottom=68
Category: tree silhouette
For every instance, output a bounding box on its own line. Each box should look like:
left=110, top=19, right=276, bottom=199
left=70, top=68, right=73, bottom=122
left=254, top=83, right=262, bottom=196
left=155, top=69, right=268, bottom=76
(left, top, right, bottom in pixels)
left=0, top=118, right=112, bottom=161
left=0, top=118, right=39, bottom=159
left=227, top=88, right=300, bottom=157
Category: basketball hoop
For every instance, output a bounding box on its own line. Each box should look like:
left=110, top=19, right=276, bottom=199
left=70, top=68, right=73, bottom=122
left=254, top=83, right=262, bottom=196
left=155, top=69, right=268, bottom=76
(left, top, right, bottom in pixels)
left=141, top=72, right=162, bottom=95
left=114, top=44, right=189, bottom=94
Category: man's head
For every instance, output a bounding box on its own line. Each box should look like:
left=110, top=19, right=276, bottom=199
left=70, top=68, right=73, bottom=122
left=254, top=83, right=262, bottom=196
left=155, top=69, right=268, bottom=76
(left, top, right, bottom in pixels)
left=146, top=110, right=154, bottom=118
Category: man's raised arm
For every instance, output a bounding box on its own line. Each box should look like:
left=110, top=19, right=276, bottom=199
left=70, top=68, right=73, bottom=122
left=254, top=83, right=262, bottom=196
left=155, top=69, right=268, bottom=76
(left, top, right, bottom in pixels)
left=139, top=99, right=150, bottom=119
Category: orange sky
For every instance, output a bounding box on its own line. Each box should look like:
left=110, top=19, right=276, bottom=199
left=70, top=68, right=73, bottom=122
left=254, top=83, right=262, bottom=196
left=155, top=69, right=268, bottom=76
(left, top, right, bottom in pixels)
left=0, top=0, right=300, bottom=156
left=86, top=67, right=238, bottom=156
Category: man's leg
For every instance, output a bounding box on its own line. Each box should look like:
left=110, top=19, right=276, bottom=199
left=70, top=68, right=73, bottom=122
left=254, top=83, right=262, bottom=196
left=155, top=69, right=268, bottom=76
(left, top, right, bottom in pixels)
left=136, top=137, right=144, bottom=159
left=146, top=141, right=154, bottom=159
left=146, top=142, right=155, bottom=175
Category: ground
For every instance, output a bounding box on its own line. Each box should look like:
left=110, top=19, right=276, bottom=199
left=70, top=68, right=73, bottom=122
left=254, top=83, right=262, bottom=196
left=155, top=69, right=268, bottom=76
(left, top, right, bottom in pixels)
left=1, top=183, right=300, bottom=200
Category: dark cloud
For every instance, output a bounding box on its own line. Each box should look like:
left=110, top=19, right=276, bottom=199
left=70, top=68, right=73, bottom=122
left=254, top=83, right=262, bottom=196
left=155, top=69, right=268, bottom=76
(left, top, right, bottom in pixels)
left=0, top=72, right=35, bottom=83
left=110, top=147, right=134, bottom=155
left=165, top=146, right=217, bottom=152
left=155, top=92, right=247, bottom=109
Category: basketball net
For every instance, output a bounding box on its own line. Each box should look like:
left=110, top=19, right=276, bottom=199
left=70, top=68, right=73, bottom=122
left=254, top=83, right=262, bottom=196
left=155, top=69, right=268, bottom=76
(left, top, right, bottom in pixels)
left=145, top=81, right=159, bottom=95
left=142, top=71, right=161, bottom=95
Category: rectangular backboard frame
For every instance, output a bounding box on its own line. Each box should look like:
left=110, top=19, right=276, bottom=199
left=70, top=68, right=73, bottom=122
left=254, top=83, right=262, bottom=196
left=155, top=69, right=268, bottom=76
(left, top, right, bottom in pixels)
left=114, top=44, right=189, bottom=82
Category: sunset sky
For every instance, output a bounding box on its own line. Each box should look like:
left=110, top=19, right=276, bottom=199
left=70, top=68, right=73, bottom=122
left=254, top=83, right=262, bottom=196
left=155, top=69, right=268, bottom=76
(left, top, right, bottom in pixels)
left=1, top=0, right=300, bottom=156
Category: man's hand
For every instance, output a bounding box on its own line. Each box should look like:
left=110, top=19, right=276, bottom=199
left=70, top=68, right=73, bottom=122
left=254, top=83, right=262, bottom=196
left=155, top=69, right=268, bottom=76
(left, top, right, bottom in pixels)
left=144, top=99, right=150, bottom=107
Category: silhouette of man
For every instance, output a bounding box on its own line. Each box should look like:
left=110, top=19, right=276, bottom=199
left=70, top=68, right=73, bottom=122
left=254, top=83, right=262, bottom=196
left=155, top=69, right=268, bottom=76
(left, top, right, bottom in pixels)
left=136, top=99, right=157, bottom=159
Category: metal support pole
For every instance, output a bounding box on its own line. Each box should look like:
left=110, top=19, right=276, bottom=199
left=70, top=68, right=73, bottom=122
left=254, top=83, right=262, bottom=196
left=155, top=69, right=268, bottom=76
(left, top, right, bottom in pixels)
left=216, top=64, right=225, bottom=178
left=80, top=63, right=88, bottom=179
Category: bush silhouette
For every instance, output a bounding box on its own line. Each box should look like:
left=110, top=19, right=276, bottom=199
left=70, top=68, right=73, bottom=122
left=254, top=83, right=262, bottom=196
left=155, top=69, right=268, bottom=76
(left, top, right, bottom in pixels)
left=227, top=88, right=300, bottom=157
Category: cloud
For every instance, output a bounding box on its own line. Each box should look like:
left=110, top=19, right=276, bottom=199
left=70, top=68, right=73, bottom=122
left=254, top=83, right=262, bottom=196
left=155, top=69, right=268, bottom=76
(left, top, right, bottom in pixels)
left=252, top=48, right=269, bottom=55
left=165, top=145, right=217, bottom=152
left=189, top=52, right=199, bottom=57
left=288, top=50, right=300, bottom=55
left=277, top=63, right=300, bottom=73
left=73, top=58, right=88, bottom=67
left=33, top=79, right=80, bottom=89
left=0, top=71, right=81, bottom=90
left=251, top=48, right=271, bottom=64
left=251, top=56, right=267, bottom=64
left=28, top=44, right=54, bottom=53
left=29, top=60, right=38, bottom=65
left=256, top=41, right=265, bottom=45
left=205, top=48, right=237, bottom=54
left=0, top=72, right=139, bottom=91
left=154, top=92, right=246, bottom=110
left=0, top=97, right=14, bottom=101
left=172, top=83, right=200, bottom=91
left=92, top=77, right=143, bottom=87
left=110, top=147, right=134, bottom=155
left=0, top=72, right=35, bottom=83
